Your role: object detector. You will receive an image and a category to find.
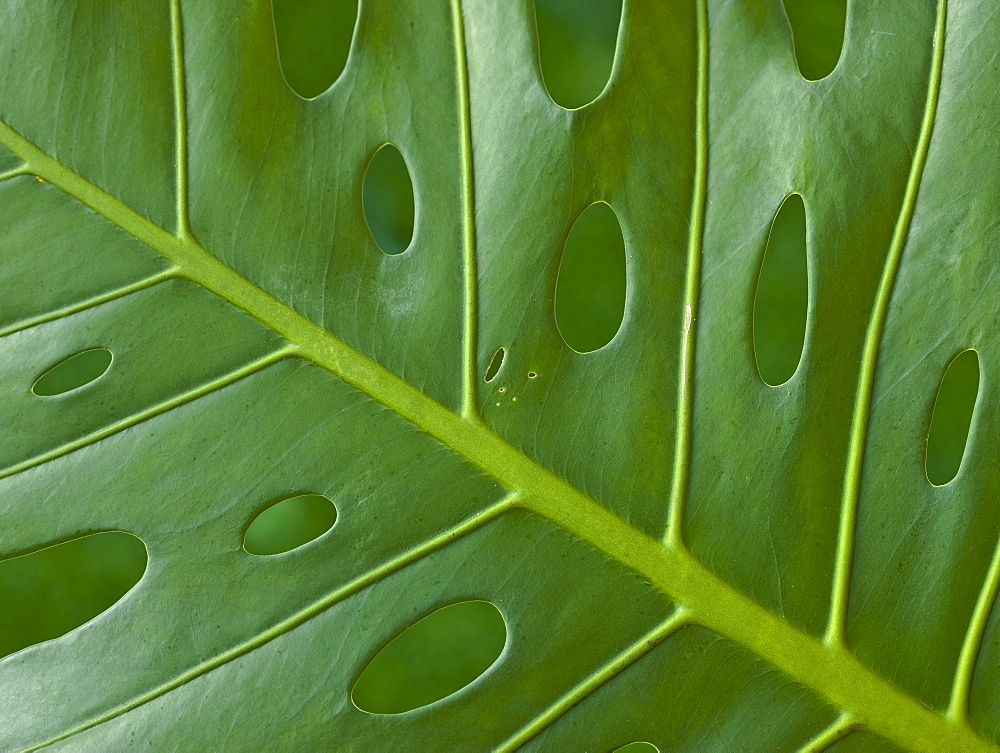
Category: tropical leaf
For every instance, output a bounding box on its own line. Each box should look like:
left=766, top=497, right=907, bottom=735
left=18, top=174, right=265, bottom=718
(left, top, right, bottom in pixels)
left=0, top=0, right=997, bottom=750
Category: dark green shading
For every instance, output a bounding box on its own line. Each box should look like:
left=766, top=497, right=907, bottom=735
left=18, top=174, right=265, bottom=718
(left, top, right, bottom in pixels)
left=363, top=144, right=415, bottom=256
left=555, top=202, right=627, bottom=353
left=0, top=532, right=146, bottom=659
left=272, top=0, right=358, bottom=99
left=352, top=600, right=506, bottom=714
left=926, top=349, right=979, bottom=486
left=243, top=494, right=337, bottom=556
left=31, top=348, right=113, bottom=396
left=753, top=194, right=808, bottom=387
left=534, top=0, right=623, bottom=109
left=782, top=0, right=848, bottom=81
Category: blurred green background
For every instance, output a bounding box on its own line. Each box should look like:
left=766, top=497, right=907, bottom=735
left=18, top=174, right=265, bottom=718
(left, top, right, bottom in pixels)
left=4, top=0, right=977, bottom=726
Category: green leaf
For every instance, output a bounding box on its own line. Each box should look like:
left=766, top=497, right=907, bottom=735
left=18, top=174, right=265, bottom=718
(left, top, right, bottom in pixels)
left=0, top=0, right=997, bottom=750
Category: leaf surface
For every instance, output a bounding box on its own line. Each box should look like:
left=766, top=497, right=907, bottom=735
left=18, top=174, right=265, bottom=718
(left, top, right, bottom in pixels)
left=1, top=0, right=999, bottom=750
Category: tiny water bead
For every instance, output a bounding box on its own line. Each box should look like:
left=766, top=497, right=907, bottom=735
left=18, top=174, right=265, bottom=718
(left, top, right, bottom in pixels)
left=31, top=348, right=113, bottom=396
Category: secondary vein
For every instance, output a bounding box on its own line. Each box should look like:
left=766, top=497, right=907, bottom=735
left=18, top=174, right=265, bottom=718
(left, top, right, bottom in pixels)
left=665, top=0, right=708, bottom=548
left=170, top=0, right=191, bottom=237
left=827, top=0, right=948, bottom=648
left=22, top=495, right=519, bottom=752
left=0, top=2, right=989, bottom=745
left=0, top=105, right=993, bottom=752
left=450, top=0, right=480, bottom=421
left=497, top=609, right=691, bottom=750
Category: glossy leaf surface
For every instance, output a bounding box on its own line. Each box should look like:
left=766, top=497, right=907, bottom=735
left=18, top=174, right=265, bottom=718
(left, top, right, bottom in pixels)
left=1, top=1, right=999, bottom=751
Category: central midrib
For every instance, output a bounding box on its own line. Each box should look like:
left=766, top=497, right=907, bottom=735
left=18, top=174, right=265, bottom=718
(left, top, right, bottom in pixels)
left=0, top=114, right=992, bottom=752
left=0, top=0, right=988, bottom=747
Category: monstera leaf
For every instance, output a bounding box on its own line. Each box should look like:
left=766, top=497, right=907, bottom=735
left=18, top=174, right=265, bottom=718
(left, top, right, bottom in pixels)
left=1, top=0, right=999, bottom=750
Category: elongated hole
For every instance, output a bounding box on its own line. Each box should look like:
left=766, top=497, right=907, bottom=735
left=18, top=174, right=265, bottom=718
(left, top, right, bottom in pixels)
left=32, top=348, right=113, bottom=396
left=244, top=494, right=337, bottom=555
left=782, top=0, right=848, bottom=80
left=352, top=600, right=507, bottom=714
left=534, top=0, right=623, bottom=109
left=555, top=202, right=627, bottom=353
left=0, top=532, right=146, bottom=659
left=484, top=347, right=505, bottom=383
left=926, top=349, right=980, bottom=486
left=752, top=194, right=808, bottom=386
left=363, top=144, right=415, bottom=256
left=273, top=0, right=358, bottom=98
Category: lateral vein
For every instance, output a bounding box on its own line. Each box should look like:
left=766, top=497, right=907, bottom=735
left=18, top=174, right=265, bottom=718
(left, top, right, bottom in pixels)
left=665, top=0, right=708, bottom=548
left=450, top=0, right=481, bottom=421
left=497, top=609, right=691, bottom=751
left=0, top=347, right=294, bottom=482
left=22, top=495, right=520, bottom=752
left=0, top=110, right=993, bottom=753
left=827, top=0, right=948, bottom=647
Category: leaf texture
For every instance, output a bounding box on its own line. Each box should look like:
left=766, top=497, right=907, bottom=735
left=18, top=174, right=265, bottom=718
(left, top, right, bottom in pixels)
left=1, top=0, right=999, bottom=750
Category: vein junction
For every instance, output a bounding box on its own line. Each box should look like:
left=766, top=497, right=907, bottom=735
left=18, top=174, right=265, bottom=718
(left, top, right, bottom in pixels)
left=0, top=0, right=993, bottom=748
left=0, top=116, right=993, bottom=753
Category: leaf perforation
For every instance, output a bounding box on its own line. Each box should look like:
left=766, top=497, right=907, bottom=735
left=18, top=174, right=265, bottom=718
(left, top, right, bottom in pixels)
left=827, top=0, right=949, bottom=650
left=0, top=1, right=996, bottom=751
left=0, top=116, right=994, bottom=751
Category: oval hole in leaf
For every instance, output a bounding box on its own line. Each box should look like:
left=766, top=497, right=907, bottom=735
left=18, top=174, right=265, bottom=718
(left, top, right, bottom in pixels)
left=363, top=144, right=415, bottom=256
left=0, top=532, right=146, bottom=659
left=926, top=349, right=980, bottom=486
left=534, top=0, right=623, bottom=109
left=555, top=201, right=627, bottom=353
left=484, top=347, right=505, bottom=383
left=244, top=494, right=337, bottom=556
left=752, top=193, right=808, bottom=387
left=272, top=0, right=358, bottom=99
left=614, top=744, right=660, bottom=753
left=782, top=0, right=847, bottom=81
left=31, top=347, right=113, bottom=396
left=352, top=600, right=507, bottom=714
